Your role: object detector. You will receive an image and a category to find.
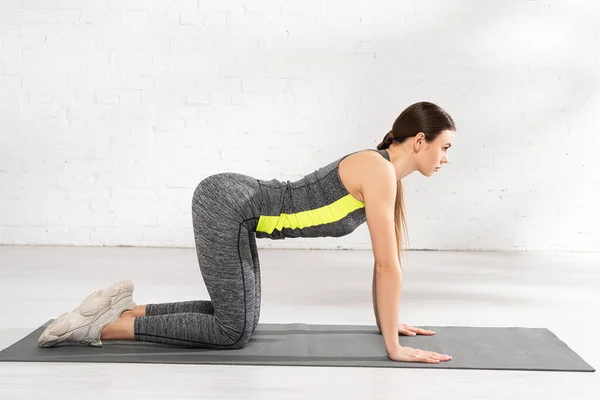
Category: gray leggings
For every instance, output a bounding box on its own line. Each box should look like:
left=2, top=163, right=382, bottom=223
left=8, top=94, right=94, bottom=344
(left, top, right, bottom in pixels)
left=133, top=173, right=263, bottom=349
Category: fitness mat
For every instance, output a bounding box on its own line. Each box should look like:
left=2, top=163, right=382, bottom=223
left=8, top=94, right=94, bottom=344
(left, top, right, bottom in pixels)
left=0, top=321, right=595, bottom=371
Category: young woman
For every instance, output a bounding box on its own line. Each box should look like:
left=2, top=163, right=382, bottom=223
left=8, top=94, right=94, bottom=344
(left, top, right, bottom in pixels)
left=39, top=101, right=456, bottom=364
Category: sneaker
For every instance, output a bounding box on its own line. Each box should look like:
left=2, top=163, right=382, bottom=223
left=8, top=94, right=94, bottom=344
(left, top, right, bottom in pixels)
left=78, top=279, right=136, bottom=318
left=38, top=280, right=137, bottom=348
left=38, top=296, right=114, bottom=348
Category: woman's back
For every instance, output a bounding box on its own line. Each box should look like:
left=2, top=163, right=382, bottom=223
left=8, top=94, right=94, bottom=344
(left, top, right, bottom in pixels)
left=255, top=149, right=390, bottom=239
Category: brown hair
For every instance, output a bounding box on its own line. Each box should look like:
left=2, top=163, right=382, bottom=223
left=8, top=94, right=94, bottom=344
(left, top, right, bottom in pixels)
left=376, top=101, right=456, bottom=268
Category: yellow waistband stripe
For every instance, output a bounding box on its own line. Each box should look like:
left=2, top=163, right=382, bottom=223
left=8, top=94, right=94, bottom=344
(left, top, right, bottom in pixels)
left=256, top=194, right=365, bottom=234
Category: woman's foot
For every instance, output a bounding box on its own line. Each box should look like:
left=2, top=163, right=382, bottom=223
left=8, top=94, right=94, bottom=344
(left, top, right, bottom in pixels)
left=40, top=280, right=137, bottom=343
left=78, top=280, right=137, bottom=317
left=120, top=304, right=147, bottom=318
left=101, top=316, right=136, bottom=340
left=38, top=296, right=115, bottom=347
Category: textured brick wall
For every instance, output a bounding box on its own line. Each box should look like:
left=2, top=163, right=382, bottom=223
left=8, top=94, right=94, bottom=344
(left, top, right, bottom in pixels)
left=1, top=0, right=599, bottom=251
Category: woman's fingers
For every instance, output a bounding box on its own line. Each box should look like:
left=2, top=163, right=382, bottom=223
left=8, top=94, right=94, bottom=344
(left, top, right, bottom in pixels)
left=416, top=354, right=440, bottom=363
left=404, top=326, right=435, bottom=335
left=399, top=329, right=416, bottom=336
left=415, top=349, right=451, bottom=361
left=427, top=351, right=452, bottom=360
left=401, top=348, right=452, bottom=363
left=415, top=327, right=435, bottom=335
left=403, top=330, right=434, bottom=336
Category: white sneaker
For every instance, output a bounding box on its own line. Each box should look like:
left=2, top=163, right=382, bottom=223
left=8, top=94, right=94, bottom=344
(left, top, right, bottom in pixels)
left=78, top=279, right=137, bottom=318
left=38, top=280, right=137, bottom=348
left=38, top=296, right=114, bottom=347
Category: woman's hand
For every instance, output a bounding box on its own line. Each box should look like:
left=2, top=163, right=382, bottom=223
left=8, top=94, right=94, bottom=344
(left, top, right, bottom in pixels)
left=398, top=324, right=435, bottom=336
left=387, top=346, right=452, bottom=364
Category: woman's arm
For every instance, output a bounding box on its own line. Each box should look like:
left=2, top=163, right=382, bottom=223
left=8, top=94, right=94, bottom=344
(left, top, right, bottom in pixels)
left=362, top=158, right=403, bottom=354
left=372, top=264, right=381, bottom=332
left=375, top=262, right=402, bottom=353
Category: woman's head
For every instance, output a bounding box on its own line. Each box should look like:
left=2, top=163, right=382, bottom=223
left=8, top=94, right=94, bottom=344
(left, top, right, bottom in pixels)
left=377, top=101, right=456, bottom=177
left=375, top=101, right=456, bottom=268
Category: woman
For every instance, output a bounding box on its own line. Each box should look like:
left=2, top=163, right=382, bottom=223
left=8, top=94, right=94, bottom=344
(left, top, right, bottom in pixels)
left=38, top=101, right=456, bottom=364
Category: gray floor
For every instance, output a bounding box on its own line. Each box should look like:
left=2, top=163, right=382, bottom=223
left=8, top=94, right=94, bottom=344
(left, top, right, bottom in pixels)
left=0, top=245, right=598, bottom=399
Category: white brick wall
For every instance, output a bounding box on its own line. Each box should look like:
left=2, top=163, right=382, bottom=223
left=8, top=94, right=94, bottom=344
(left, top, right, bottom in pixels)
left=1, top=0, right=599, bottom=251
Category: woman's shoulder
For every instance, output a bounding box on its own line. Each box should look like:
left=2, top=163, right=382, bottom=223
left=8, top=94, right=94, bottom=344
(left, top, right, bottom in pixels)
left=338, top=149, right=392, bottom=203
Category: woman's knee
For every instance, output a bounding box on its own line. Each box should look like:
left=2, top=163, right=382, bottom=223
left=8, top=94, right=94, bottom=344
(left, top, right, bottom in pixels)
left=219, top=321, right=253, bottom=349
left=223, top=330, right=252, bottom=349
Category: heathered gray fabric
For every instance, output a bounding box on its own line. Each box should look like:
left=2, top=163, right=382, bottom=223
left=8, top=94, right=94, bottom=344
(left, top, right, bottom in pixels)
left=256, top=148, right=390, bottom=239
left=133, top=148, right=389, bottom=349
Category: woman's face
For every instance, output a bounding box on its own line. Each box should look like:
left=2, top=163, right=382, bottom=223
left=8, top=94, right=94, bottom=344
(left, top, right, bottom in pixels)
left=416, top=130, right=455, bottom=177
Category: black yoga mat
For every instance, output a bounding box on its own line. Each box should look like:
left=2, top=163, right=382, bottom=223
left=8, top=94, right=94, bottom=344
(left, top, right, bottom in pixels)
left=0, top=321, right=595, bottom=371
